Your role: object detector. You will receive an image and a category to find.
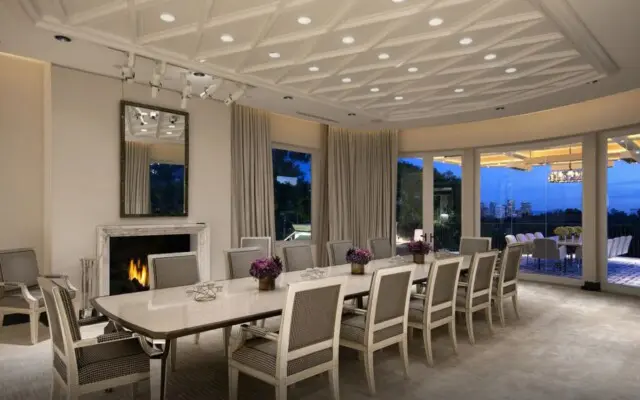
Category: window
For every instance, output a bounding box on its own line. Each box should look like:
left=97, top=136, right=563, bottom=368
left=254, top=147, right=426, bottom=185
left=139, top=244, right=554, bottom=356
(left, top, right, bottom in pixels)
left=272, top=148, right=312, bottom=241
left=149, top=163, right=185, bottom=215
left=433, top=156, right=462, bottom=251
left=396, top=157, right=423, bottom=247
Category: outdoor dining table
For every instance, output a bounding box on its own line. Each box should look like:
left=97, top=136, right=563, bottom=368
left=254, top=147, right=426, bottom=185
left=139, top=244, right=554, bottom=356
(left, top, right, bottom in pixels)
left=92, top=254, right=472, bottom=399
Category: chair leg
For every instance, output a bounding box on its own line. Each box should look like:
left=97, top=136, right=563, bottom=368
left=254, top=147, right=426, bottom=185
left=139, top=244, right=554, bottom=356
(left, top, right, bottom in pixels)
left=276, top=382, right=287, bottom=400
left=364, top=351, right=376, bottom=395
left=51, top=376, right=62, bottom=399
left=423, top=328, right=434, bottom=366
left=224, top=327, right=232, bottom=357
left=170, top=340, right=177, bottom=372
left=228, top=366, right=239, bottom=400
left=512, top=294, right=520, bottom=319
left=30, top=311, right=40, bottom=345
left=465, top=311, right=475, bottom=345
left=400, top=336, right=410, bottom=378
left=194, top=333, right=200, bottom=345
left=448, top=320, right=458, bottom=355
left=328, top=366, right=340, bottom=400
left=497, top=298, right=506, bottom=328
left=485, top=306, right=494, bottom=335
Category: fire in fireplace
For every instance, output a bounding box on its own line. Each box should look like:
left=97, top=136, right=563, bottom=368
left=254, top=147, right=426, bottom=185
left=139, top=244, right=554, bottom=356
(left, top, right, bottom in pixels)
left=128, top=259, right=149, bottom=288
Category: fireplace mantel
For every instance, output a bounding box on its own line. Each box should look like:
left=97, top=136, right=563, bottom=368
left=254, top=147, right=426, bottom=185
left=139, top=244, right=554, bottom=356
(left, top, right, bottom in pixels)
left=96, top=223, right=210, bottom=296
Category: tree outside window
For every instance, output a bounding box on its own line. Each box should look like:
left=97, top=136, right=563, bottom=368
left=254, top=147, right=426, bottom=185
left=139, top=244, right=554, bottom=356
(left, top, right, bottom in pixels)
left=273, top=149, right=312, bottom=241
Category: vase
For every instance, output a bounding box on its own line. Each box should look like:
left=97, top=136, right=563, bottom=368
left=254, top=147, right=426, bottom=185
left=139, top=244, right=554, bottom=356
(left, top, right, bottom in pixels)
left=258, top=277, right=276, bottom=291
left=412, top=253, right=425, bottom=264
left=351, top=263, right=365, bottom=275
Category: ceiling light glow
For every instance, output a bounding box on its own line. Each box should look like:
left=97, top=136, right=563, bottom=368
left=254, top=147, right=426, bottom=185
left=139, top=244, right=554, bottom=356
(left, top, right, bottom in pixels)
left=505, top=67, right=517, bottom=74
left=160, top=13, right=175, bottom=22
left=408, top=67, right=418, bottom=73
left=342, top=36, right=355, bottom=44
left=269, top=52, right=281, bottom=58
left=297, top=16, right=312, bottom=25
left=370, top=87, right=380, bottom=92
left=220, top=34, right=234, bottom=42
left=378, top=53, right=390, bottom=60
left=342, top=77, right=352, bottom=83
left=429, top=18, right=443, bottom=26
left=454, top=88, right=464, bottom=93
left=395, top=96, right=404, bottom=100
left=484, top=53, right=497, bottom=60
left=166, top=131, right=173, bottom=135
left=198, top=59, right=206, bottom=63
left=459, top=37, right=473, bottom=45
left=308, top=66, right=319, bottom=72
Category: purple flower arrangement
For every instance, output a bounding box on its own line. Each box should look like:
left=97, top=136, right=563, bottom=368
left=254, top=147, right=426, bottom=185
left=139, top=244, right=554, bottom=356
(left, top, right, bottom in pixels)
left=249, top=256, right=283, bottom=279
left=407, top=240, right=432, bottom=255
left=346, top=248, right=373, bottom=265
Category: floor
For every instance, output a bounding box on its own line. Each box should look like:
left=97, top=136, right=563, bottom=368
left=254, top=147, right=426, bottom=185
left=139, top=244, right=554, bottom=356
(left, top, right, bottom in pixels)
left=2, top=282, right=640, bottom=399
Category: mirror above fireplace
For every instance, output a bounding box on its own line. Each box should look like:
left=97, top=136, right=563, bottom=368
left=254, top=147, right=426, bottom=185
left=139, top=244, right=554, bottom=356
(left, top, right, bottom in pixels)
left=120, top=100, right=189, bottom=217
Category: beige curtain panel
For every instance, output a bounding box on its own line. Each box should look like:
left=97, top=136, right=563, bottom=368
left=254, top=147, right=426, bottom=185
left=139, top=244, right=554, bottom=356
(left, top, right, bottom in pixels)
left=327, top=127, right=398, bottom=249
left=313, top=124, right=330, bottom=267
left=231, top=104, right=276, bottom=246
left=124, top=141, right=150, bottom=214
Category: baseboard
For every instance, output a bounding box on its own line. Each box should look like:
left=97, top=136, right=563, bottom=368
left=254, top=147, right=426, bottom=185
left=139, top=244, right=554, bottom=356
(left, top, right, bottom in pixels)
left=581, top=281, right=601, bottom=291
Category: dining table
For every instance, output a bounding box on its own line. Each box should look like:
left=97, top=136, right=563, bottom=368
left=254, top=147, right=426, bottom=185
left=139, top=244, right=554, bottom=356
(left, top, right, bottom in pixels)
left=92, top=253, right=471, bottom=399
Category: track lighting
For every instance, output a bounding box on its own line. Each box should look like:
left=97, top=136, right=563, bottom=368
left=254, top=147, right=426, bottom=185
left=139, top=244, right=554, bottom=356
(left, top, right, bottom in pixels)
left=180, top=72, right=192, bottom=109
left=199, top=77, right=224, bottom=99
left=150, top=61, right=167, bottom=98
left=224, top=84, right=246, bottom=106
left=121, top=52, right=136, bottom=83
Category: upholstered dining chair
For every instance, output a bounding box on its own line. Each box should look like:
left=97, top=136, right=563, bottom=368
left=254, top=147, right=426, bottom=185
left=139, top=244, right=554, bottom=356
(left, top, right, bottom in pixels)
left=622, top=236, right=633, bottom=256
left=38, top=277, right=152, bottom=399
left=607, top=238, right=614, bottom=258
left=229, top=276, right=347, bottom=400
left=0, top=248, right=77, bottom=345
left=459, top=237, right=491, bottom=256
left=340, top=264, right=415, bottom=395
left=456, top=251, right=499, bottom=345
left=281, top=243, right=314, bottom=271
left=525, top=233, right=536, bottom=242
left=147, top=252, right=201, bottom=370
left=615, top=236, right=626, bottom=257
left=534, top=232, right=545, bottom=239
left=224, top=247, right=267, bottom=279
left=492, top=243, right=525, bottom=327
left=504, top=235, right=517, bottom=245
left=368, top=237, right=392, bottom=260
left=240, top=236, right=272, bottom=257
left=408, top=257, right=463, bottom=366
left=326, top=240, right=353, bottom=266
left=610, top=237, right=621, bottom=257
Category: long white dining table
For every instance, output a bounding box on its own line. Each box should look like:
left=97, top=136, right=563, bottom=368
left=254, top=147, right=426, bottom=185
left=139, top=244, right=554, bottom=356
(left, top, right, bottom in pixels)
left=92, top=254, right=471, bottom=399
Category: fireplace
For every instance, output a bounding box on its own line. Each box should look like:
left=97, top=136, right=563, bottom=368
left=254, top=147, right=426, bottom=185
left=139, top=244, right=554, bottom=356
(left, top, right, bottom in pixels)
left=109, top=235, right=190, bottom=295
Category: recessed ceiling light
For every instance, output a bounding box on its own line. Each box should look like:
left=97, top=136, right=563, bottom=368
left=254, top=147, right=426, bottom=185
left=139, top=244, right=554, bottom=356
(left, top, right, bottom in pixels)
left=348, top=113, right=356, bottom=116
left=220, top=34, right=234, bottom=42
left=169, top=124, right=175, bottom=128
left=141, top=129, right=147, bottom=132
left=378, top=53, right=390, bottom=60
left=505, top=67, right=517, bottom=74
left=459, top=37, right=473, bottom=45
left=269, top=52, right=281, bottom=58
left=308, top=66, right=319, bottom=72
left=342, top=36, right=355, bottom=44
left=54, top=35, right=71, bottom=43
left=370, top=87, right=380, bottom=92
left=160, top=13, right=175, bottom=22
left=283, top=96, right=293, bottom=100
left=407, top=67, right=418, bottom=73
left=297, top=16, right=312, bottom=25
left=429, top=18, right=443, bottom=26
left=454, top=88, right=464, bottom=93
left=166, top=131, right=173, bottom=135
left=395, top=96, right=404, bottom=100
left=392, top=0, right=406, bottom=3
left=198, top=58, right=206, bottom=63
left=484, top=53, right=497, bottom=60
left=342, top=77, right=352, bottom=83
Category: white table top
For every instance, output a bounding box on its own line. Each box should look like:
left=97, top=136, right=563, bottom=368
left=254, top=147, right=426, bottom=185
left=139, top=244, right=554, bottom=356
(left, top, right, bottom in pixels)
left=557, top=240, right=582, bottom=246
left=93, top=254, right=471, bottom=339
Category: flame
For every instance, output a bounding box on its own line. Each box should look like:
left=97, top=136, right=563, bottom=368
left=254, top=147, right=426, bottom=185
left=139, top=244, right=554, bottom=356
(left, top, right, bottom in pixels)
left=128, top=259, right=148, bottom=287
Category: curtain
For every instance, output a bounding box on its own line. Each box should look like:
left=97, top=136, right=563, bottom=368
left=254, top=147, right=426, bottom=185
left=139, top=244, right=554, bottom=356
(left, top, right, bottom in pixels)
left=327, top=127, right=398, bottom=249
left=124, top=141, right=150, bottom=214
left=231, top=104, right=275, bottom=247
left=313, top=125, right=330, bottom=267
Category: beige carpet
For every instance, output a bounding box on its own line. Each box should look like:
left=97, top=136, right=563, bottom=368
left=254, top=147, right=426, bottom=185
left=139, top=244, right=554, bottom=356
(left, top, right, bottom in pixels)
left=1, top=282, right=640, bottom=399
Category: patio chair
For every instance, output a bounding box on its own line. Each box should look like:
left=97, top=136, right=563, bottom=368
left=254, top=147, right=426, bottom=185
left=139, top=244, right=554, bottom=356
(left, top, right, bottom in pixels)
left=505, top=235, right=517, bottom=244
left=611, top=237, right=621, bottom=257
left=534, top=232, right=544, bottom=239
left=622, top=236, right=632, bottom=256
left=532, top=239, right=568, bottom=272
left=607, top=239, right=613, bottom=258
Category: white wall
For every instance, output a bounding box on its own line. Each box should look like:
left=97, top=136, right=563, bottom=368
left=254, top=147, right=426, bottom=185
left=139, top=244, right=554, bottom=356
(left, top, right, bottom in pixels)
left=0, top=53, right=45, bottom=266
left=271, top=112, right=324, bottom=149
left=48, top=66, right=231, bottom=285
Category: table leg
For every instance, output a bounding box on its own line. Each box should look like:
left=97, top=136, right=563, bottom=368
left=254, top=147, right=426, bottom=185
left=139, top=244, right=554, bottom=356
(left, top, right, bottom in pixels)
left=357, top=296, right=364, bottom=309
left=160, top=340, right=171, bottom=400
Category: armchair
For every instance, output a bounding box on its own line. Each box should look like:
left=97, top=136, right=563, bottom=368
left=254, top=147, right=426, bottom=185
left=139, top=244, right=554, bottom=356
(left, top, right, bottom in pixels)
left=0, top=248, right=77, bottom=344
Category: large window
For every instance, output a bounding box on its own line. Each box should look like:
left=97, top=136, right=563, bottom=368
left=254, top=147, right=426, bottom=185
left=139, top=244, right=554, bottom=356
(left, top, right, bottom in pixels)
left=396, top=157, right=423, bottom=248
left=272, top=148, right=312, bottom=241
left=433, top=156, right=462, bottom=251
left=606, top=134, right=640, bottom=287
left=480, top=144, right=583, bottom=279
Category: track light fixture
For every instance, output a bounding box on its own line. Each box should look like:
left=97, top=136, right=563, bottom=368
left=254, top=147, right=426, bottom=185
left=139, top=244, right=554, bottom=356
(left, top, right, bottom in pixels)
left=180, top=72, right=192, bottom=109
left=200, top=77, right=224, bottom=99
left=150, top=61, right=167, bottom=98
left=224, top=84, right=247, bottom=106
left=121, top=52, right=136, bottom=83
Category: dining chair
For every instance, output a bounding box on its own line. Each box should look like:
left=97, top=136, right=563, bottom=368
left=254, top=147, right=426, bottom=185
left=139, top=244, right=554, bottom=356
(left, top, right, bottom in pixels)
left=532, top=239, right=567, bottom=271
left=534, top=232, right=545, bottom=239
left=456, top=251, right=499, bottom=345
left=228, top=276, right=347, bottom=400
left=147, top=251, right=200, bottom=369
left=459, top=237, right=491, bottom=256
left=38, top=277, right=152, bottom=399
left=492, top=243, right=525, bottom=327
left=367, top=237, right=392, bottom=260
left=326, top=240, right=353, bottom=266
left=0, top=248, right=77, bottom=345
left=615, top=236, right=626, bottom=257
left=611, top=237, right=621, bottom=257
left=408, top=257, right=463, bottom=366
left=340, top=264, right=415, bottom=395
left=504, top=235, right=517, bottom=245
left=622, top=236, right=633, bottom=255
left=224, top=247, right=268, bottom=279
left=282, top=243, right=314, bottom=271
left=607, top=239, right=613, bottom=258
left=525, top=233, right=536, bottom=242
left=240, top=236, right=272, bottom=257
left=574, top=246, right=583, bottom=268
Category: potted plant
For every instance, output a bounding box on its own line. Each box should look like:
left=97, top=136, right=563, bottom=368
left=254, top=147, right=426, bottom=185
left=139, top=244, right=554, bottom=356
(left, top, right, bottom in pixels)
left=553, top=226, right=569, bottom=240
left=566, top=226, right=577, bottom=240
left=407, top=240, right=432, bottom=264
left=346, top=248, right=373, bottom=275
left=250, top=256, right=283, bottom=291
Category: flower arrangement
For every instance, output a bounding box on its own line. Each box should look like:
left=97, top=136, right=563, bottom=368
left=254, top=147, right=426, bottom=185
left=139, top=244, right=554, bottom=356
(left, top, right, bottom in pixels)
left=250, top=256, right=283, bottom=280
left=553, top=226, right=570, bottom=237
left=407, top=240, right=432, bottom=255
left=346, top=248, right=373, bottom=265
left=554, top=226, right=582, bottom=238
left=574, top=226, right=583, bottom=234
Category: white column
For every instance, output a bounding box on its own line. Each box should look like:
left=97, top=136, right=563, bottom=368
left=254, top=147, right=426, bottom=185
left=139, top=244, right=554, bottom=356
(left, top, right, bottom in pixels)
left=581, top=134, right=600, bottom=284
left=596, top=133, right=609, bottom=284
left=461, top=149, right=480, bottom=237
left=423, top=155, right=434, bottom=240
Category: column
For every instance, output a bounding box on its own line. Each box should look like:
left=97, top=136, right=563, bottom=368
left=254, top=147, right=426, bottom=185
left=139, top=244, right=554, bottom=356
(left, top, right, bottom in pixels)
left=581, top=134, right=602, bottom=289
left=461, top=149, right=480, bottom=237
left=423, top=155, right=434, bottom=240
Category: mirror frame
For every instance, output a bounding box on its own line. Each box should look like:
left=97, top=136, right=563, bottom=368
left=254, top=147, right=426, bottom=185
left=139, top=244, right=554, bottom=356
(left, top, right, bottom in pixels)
left=119, top=100, right=189, bottom=218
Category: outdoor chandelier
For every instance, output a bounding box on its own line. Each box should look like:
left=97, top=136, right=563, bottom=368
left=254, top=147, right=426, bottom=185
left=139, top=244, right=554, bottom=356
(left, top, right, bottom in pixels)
left=548, top=168, right=583, bottom=183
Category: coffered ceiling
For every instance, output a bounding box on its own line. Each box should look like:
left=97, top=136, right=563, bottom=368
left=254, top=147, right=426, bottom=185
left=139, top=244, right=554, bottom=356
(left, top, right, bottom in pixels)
left=2, top=0, right=639, bottom=128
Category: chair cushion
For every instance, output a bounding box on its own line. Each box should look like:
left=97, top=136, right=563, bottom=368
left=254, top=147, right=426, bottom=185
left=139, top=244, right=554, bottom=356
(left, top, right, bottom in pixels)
left=408, top=299, right=453, bottom=325
left=75, top=337, right=149, bottom=385
left=0, top=249, right=39, bottom=288
left=340, top=314, right=403, bottom=344
left=232, top=337, right=332, bottom=377
left=456, top=294, right=490, bottom=308
left=0, top=286, right=45, bottom=309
